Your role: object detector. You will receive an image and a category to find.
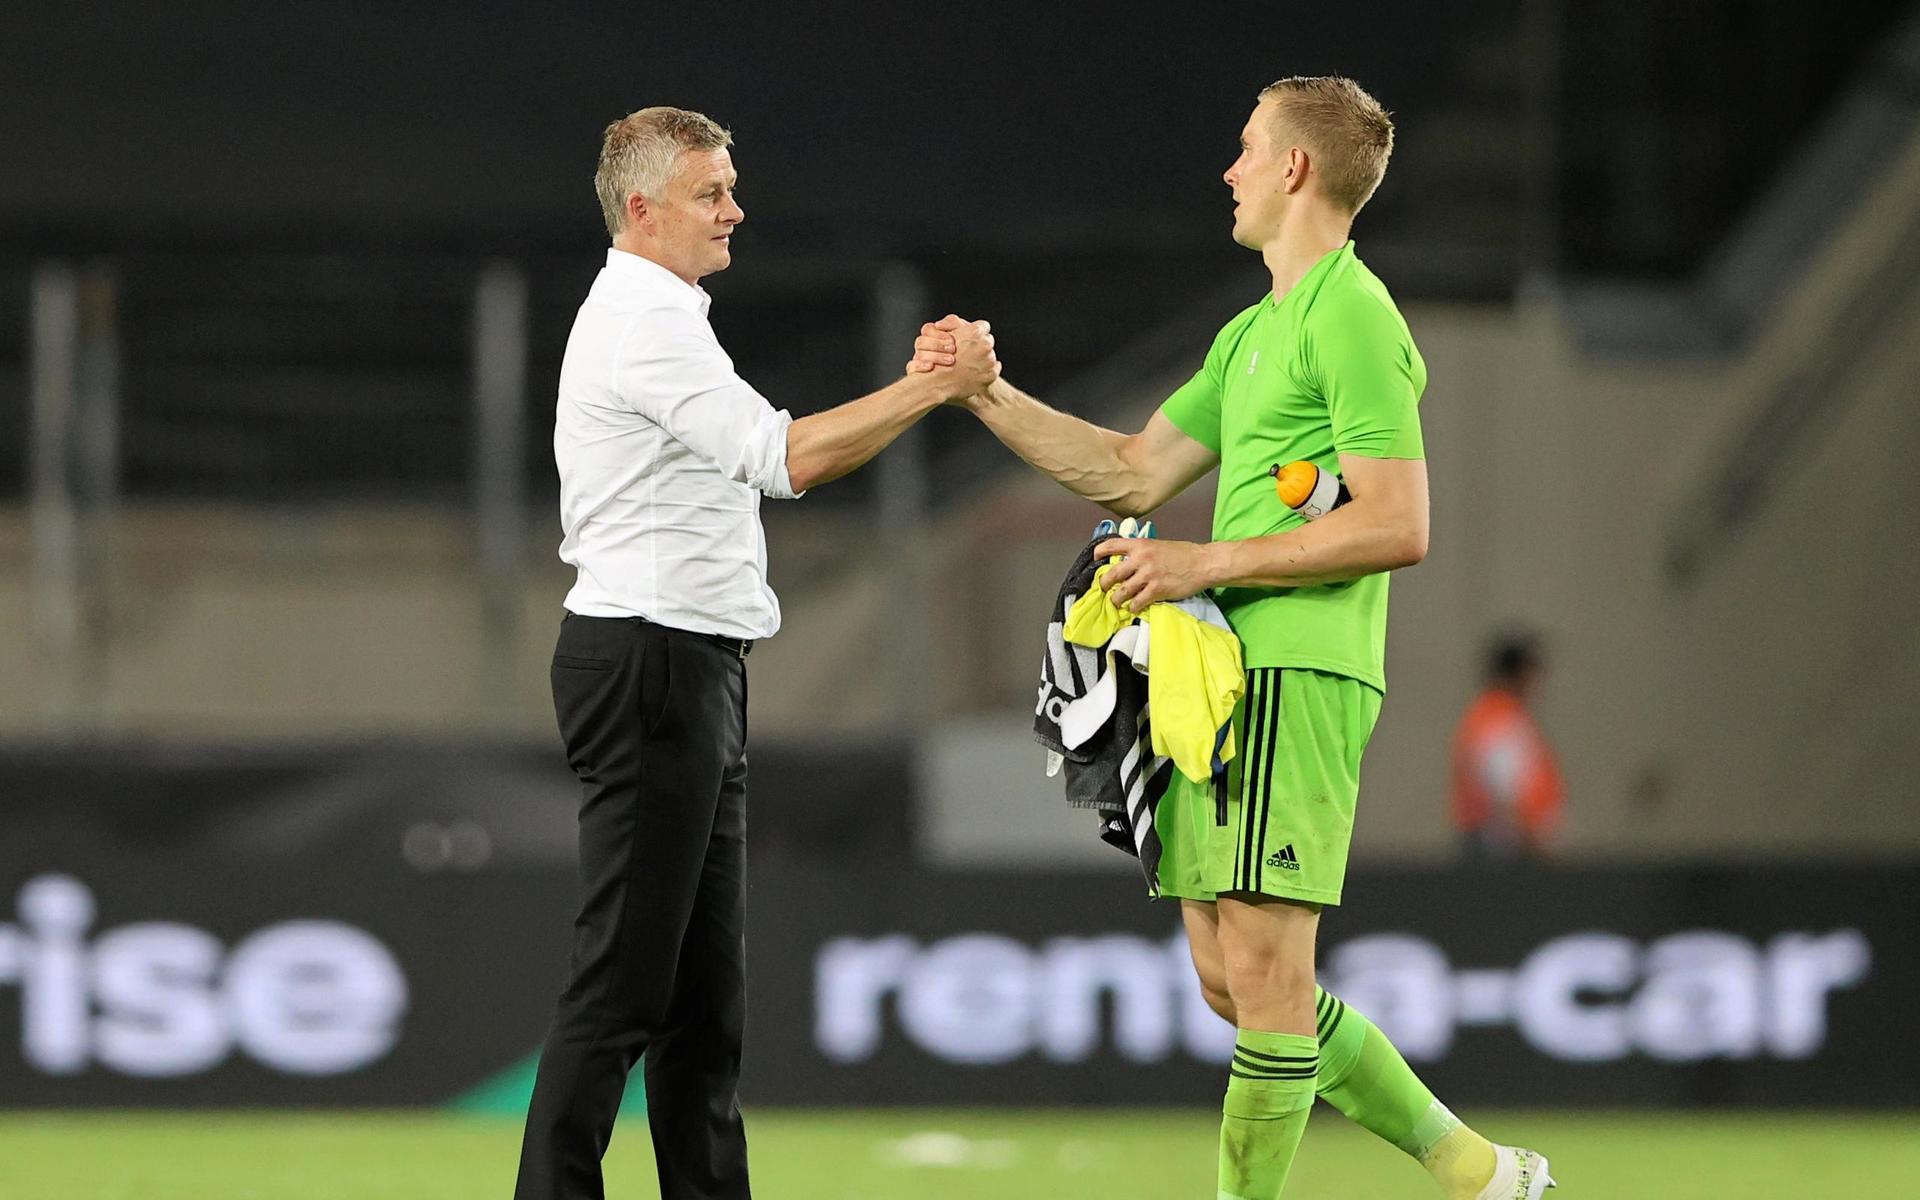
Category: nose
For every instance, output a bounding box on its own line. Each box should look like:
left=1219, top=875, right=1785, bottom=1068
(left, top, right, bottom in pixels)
left=723, top=197, right=744, bottom=226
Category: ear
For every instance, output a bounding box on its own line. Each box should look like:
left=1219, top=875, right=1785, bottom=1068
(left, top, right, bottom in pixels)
left=624, top=191, right=651, bottom=234
left=1283, top=146, right=1311, bottom=196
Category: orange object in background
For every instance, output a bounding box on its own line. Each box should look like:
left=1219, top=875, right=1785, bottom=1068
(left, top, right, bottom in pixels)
left=1450, top=635, right=1564, bottom=857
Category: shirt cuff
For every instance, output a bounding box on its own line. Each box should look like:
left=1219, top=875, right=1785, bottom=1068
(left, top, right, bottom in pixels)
left=740, top=406, right=805, bottom=499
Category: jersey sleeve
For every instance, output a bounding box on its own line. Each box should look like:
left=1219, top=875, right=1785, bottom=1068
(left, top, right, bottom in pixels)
left=1158, top=305, right=1258, bottom=454
left=1159, top=366, right=1221, bottom=453
left=1309, top=298, right=1425, bottom=460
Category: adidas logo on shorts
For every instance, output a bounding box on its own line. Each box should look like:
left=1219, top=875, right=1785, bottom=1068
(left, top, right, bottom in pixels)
left=1265, top=843, right=1302, bottom=871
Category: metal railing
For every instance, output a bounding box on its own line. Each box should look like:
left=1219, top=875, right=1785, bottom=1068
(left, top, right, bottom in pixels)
left=16, top=254, right=938, bottom=731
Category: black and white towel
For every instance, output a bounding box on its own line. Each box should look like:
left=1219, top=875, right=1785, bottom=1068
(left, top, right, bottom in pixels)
left=1033, top=535, right=1175, bottom=892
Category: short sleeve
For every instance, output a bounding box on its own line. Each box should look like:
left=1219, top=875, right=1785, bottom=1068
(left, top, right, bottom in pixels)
left=1159, top=365, right=1222, bottom=453
left=612, top=306, right=803, bottom=498
left=1158, top=307, right=1256, bottom=454
left=1311, top=299, right=1425, bottom=460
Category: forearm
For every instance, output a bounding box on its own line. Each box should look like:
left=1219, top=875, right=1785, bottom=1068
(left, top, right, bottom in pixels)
left=967, top=379, right=1150, bottom=516
left=1205, top=500, right=1426, bottom=589
left=785, top=375, right=944, bottom=492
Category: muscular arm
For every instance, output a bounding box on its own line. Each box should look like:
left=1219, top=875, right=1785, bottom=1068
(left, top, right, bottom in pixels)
left=1210, top=453, right=1428, bottom=586
left=965, top=377, right=1219, bottom=517
left=784, top=374, right=946, bottom=493
left=786, top=323, right=997, bottom=492
left=1098, top=453, right=1428, bottom=611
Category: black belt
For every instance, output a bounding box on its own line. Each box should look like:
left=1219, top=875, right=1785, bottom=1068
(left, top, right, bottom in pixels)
left=700, top=631, right=753, bottom=659
left=635, top=616, right=751, bottom=659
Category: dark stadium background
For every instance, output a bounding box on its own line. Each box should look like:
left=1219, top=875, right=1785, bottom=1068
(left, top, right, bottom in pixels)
left=1, top=3, right=1916, bottom=1197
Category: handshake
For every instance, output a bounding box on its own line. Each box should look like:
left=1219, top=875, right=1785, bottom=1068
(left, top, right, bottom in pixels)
left=904, top=313, right=1001, bottom=403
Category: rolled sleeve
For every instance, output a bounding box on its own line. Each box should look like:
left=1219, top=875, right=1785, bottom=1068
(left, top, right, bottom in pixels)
left=612, top=307, right=805, bottom=499
left=738, top=405, right=802, bottom=499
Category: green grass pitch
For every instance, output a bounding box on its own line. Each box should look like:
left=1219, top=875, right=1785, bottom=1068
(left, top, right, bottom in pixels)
left=0, top=1109, right=1910, bottom=1198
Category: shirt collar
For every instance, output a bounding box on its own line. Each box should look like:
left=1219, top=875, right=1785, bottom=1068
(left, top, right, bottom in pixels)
left=604, top=248, right=712, bottom=316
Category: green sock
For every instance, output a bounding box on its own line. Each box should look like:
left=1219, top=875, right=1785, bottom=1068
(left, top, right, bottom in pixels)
left=1218, top=1029, right=1317, bottom=1200
left=1315, top=988, right=1495, bottom=1197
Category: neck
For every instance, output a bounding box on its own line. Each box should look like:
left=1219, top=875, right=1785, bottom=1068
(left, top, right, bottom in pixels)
left=1259, top=203, right=1353, bottom=300
left=612, top=236, right=700, bottom=288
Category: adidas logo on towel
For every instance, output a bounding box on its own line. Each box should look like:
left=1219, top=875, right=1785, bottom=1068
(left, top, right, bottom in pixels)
left=1266, top=843, right=1301, bottom=871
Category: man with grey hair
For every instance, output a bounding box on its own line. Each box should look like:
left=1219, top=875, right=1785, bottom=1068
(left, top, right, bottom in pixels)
left=513, top=106, right=996, bottom=1200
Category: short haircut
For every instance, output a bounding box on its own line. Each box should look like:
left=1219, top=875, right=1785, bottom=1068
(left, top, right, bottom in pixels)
left=594, top=107, right=733, bottom=240
left=1257, top=76, right=1394, bottom=216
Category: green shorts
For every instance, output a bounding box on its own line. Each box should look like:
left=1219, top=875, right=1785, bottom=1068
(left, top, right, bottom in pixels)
left=1154, top=667, right=1381, bottom=906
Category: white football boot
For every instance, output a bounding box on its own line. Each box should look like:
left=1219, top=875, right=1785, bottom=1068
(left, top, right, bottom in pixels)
left=1473, top=1145, right=1555, bottom=1200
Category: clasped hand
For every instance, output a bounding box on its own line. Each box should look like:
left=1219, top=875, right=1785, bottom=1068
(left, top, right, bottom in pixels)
left=908, top=313, right=999, bottom=400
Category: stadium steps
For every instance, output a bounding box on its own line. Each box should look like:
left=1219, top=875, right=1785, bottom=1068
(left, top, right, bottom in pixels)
left=1559, top=3, right=1920, bottom=358
left=1660, top=25, right=1920, bottom=585
left=1362, top=16, right=1539, bottom=299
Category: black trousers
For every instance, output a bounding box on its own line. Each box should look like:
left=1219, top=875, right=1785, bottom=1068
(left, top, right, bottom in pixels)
left=515, top=614, right=751, bottom=1200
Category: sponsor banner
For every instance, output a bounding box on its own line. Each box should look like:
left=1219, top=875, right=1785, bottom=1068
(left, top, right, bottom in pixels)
left=0, top=746, right=1912, bottom=1107
left=0, top=858, right=575, bottom=1106
left=0, top=741, right=908, bottom=1108
left=743, top=862, right=1918, bottom=1108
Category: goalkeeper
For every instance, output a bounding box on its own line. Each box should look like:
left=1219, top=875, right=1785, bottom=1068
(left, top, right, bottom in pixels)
left=911, top=77, right=1552, bottom=1200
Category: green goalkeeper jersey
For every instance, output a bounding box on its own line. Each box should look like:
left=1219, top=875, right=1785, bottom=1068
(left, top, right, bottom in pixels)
left=1159, top=242, right=1425, bottom=692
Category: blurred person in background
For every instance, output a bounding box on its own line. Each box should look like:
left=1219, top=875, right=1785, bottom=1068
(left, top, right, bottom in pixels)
left=1450, top=633, right=1564, bottom=860
left=512, top=107, right=997, bottom=1200
left=913, top=77, right=1549, bottom=1200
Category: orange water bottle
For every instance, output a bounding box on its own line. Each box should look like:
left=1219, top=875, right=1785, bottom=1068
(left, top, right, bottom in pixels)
left=1270, top=461, right=1350, bottom=520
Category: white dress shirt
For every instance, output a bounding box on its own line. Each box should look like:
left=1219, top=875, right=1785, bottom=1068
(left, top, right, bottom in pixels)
left=555, top=249, right=802, bottom=640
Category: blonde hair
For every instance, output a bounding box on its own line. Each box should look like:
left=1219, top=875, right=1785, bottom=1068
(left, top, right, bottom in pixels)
left=1257, top=77, right=1394, bottom=215
left=594, top=107, right=733, bottom=239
